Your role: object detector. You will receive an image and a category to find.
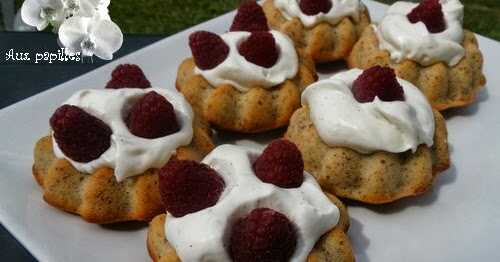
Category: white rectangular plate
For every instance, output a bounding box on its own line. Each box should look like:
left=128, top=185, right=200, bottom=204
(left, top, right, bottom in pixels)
left=1, top=1, right=499, bottom=261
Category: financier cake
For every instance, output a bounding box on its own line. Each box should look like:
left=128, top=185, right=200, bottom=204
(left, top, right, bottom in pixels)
left=348, top=0, right=485, bottom=110
left=33, top=64, right=215, bottom=224
left=176, top=1, right=317, bottom=133
left=262, top=0, right=371, bottom=63
left=285, top=66, right=450, bottom=204
left=147, top=140, right=354, bottom=261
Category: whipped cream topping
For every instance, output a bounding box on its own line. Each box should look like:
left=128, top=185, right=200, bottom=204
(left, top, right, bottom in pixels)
left=302, top=69, right=435, bottom=154
left=165, top=144, right=339, bottom=262
left=274, top=0, right=362, bottom=28
left=194, top=30, right=298, bottom=92
left=52, top=88, right=194, bottom=181
left=375, top=0, right=465, bottom=66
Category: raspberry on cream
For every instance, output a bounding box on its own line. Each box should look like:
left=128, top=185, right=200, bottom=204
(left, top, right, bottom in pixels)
left=52, top=88, right=194, bottom=181
left=375, top=0, right=465, bottom=66
left=274, top=0, right=362, bottom=28
left=194, top=30, right=298, bottom=92
left=301, top=68, right=435, bottom=154
left=164, top=144, right=339, bottom=262
left=230, top=0, right=269, bottom=32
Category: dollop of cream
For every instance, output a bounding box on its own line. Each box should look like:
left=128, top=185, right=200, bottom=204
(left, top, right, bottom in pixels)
left=52, top=88, right=194, bottom=181
left=302, top=69, right=435, bottom=154
left=165, top=144, right=339, bottom=262
left=274, top=0, right=362, bottom=28
left=375, top=0, right=465, bottom=66
left=195, top=30, right=298, bottom=92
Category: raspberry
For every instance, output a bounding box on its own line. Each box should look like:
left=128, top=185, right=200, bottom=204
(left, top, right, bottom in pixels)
left=159, top=159, right=225, bottom=217
left=238, top=32, right=279, bottom=68
left=50, top=105, right=112, bottom=163
left=125, top=91, right=180, bottom=139
left=253, top=139, right=304, bottom=188
left=407, top=0, right=446, bottom=33
left=299, top=0, right=333, bottom=16
left=352, top=66, right=405, bottom=103
left=230, top=0, right=269, bottom=32
left=230, top=208, right=297, bottom=262
left=189, top=31, right=229, bottom=70
left=105, top=64, right=151, bottom=89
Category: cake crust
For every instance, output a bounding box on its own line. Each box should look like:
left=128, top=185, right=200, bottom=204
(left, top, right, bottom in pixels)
left=175, top=51, right=317, bottom=133
left=347, top=26, right=486, bottom=111
left=147, top=194, right=354, bottom=262
left=262, top=0, right=371, bottom=63
left=285, top=107, right=450, bottom=204
left=32, top=118, right=215, bottom=224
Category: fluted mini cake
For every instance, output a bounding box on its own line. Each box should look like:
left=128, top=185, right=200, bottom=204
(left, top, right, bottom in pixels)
left=262, top=0, right=371, bottom=63
left=285, top=66, right=450, bottom=204
left=348, top=0, right=485, bottom=111
left=176, top=1, right=317, bottom=133
left=33, top=65, right=215, bottom=224
left=147, top=140, right=354, bottom=262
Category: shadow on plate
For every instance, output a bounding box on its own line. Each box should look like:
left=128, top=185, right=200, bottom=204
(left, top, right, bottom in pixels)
left=443, top=87, right=489, bottom=119
left=316, top=61, right=349, bottom=77
left=100, top=221, right=148, bottom=231
left=349, top=217, right=371, bottom=262
left=345, top=163, right=458, bottom=215
left=214, top=127, right=287, bottom=145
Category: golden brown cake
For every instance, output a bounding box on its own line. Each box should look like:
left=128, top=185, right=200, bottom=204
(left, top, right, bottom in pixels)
left=262, top=0, right=371, bottom=63
left=32, top=118, right=214, bottom=224
left=348, top=27, right=485, bottom=111
left=176, top=51, right=316, bottom=133
left=285, top=106, right=450, bottom=204
left=32, top=64, right=216, bottom=224
left=177, top=1, right=318, bottom=133
left=147, top=194, right=354, bottom=262
left=347, top=0, right=486, bottom=111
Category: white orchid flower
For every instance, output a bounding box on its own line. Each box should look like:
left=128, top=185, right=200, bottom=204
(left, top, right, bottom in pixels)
left=21, top=0, right=108, bottom=31
left=21, top=0, right=66, bottom=30
left=58, top=16, right=123, bottom=60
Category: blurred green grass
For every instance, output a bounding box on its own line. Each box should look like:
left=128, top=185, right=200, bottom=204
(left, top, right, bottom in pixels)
left=8, top=0, right=500, bottom=40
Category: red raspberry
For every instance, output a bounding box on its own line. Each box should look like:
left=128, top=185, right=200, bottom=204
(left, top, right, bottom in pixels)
left=189, top=31, right=229, bottom=70
left=299, top=0, right=333, bottom=16
left=352, top=66, right=405, bottom=103
left=159, top=159, right=225, bottom=217
left=230, top=208, right=297, bottom=262
left=50, top=105, right=112, bottom=163
left=105, top=64, right=151, bottom=89
left=253, top=139, right=304, bottom=188
left=238, top=32, right=279, bottom=68
left=125, top=91, right=180, bottom=139
left=230, top=0, right=269, bottom=32
left=407, top=0, right=446, bottom=33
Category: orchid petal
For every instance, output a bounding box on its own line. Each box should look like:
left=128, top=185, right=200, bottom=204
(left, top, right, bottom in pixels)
left=89, top=19, right=123, bottom=60
left=94, top=6, right=111, bottom=20
left=58, top=16, right=91, bottom=52
left=67, top=0, right=97, bottom=17
left=21, top=0, right=46, bottom=29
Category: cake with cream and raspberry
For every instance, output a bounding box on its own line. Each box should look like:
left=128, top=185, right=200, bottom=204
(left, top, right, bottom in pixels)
left=285, top=66, right=450, bottom=204
left=348, top=0, right=485, bottom=110
left=32, top=64, right=215, bottom=224
left=147, top=139, right=354, bottom=261
left=176, top=1, right=317, bottom=133
left=262, top=0, right=371, bottom=63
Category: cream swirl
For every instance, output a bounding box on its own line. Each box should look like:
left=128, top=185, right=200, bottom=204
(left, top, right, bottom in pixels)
left=52, top=88, right=193, bottom=181
left=375, top=0, right=465, bottom=66
left=273, top=0, right=362, bottom=27
left=165, top=144, right=339, bottom=262
left=194, top=30, right=298, bottom=92
left=302, top=69, right=435, bottom=154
